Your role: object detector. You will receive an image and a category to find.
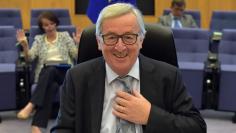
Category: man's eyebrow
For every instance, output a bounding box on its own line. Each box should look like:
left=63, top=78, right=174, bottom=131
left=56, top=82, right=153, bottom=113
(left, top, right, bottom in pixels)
left=102, top=31, right=137, bottom=35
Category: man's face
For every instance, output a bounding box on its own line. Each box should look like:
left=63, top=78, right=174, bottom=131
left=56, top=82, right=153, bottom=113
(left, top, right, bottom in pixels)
left=171, top=4, right=185, bottom=17
left=97, top=12, right=143, bottom=76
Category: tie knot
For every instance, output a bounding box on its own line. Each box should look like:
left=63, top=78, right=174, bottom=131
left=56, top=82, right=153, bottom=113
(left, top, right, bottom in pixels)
left=116, top=76, right=133, bottom=93
left=173, top=16, right=180, bottom=20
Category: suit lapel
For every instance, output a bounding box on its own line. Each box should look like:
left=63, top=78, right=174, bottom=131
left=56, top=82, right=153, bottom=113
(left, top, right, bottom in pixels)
left=180, top=15, right=189, bottom=27
left=139, top=55, right=156, bottom=103
left=180, top=16, right=186, bottom=27
left=139, top=55, right=156, bottom=130
left=166, top=14, right=173, bottom=27
left=89, top=58, right=106, bottom=133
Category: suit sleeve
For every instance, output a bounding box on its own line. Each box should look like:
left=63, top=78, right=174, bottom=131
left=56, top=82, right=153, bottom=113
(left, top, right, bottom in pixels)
left=51, top=70, right=75, bottom=133
left=144, top=69, right=206, bottom=133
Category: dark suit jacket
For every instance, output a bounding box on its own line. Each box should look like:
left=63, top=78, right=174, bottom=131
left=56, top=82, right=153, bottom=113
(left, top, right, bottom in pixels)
left=159, top=13, right=198, bottom=28
left=51, top=55, right=206, bottom=133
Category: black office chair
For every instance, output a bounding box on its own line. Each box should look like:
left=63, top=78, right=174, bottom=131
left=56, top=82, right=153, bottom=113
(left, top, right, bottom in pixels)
left=78, top=23, right=178, bottom=67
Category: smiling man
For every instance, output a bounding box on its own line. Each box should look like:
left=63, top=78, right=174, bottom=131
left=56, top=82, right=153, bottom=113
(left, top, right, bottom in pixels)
left=51, top=3, right=206, bottom=133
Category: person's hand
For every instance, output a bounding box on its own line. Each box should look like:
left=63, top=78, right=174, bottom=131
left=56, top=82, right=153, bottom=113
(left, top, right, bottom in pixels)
left=72, top=27, right=82, bottom=45
left=16, top=29, right=28, bottom=48
left=113, top=89, right=151, bottom=125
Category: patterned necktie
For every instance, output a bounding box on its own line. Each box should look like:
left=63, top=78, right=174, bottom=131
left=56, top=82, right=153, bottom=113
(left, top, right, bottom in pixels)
left=173, top=17, right=181, bottom=28
left=116, top=76, right=136, bottom=133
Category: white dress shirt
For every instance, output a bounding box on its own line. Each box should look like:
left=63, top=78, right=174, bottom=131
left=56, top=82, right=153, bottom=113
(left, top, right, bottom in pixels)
left=171, top=14, right=183, bottom=28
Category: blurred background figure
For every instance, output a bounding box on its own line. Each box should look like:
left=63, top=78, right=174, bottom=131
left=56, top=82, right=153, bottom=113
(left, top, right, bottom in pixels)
left=158, top=0, right=198, bottom=28
left=16, top=11, right=81, bottom=133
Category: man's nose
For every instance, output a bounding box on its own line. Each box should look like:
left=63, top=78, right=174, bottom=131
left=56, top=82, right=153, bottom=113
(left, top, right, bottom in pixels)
left=114, top=38, right=126, bottom=51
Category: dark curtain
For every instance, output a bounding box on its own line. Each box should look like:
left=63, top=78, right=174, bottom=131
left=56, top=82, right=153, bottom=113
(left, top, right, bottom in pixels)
left=75, top=0, right=155, bottom=15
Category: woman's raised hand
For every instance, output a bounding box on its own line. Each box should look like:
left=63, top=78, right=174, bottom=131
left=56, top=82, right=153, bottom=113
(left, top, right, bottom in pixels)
left=16, top=29, right=28, bottom=49
left=72, top=27, right=82, bottom=45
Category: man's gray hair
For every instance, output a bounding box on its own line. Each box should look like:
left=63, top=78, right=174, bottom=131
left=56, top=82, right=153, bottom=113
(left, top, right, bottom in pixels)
left=96, top=3, right=146, bottom=38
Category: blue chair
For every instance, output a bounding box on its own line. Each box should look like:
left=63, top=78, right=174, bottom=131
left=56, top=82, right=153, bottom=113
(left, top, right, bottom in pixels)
left=0, top=8, right=22, bottom=29
left=0, top=26, right=18, bottom=111
left=30, top=8, right=71, bottom=27
left=210, top=11, right=236, bottom=32
left=218, top=29, right=236, bottom=112
left=172, top=28, right=210, bottom=109
left=163, top=9, right=201, bottom=27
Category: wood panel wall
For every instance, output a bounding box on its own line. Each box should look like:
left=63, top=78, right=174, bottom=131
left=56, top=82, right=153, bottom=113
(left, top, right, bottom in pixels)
left=0, top=0, right=236, bottom=29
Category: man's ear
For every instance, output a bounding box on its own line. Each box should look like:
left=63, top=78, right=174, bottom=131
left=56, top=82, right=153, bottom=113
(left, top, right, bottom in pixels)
left=96, top=36, right=102, bottom=51
left=139, top=36, right=144, bottom=49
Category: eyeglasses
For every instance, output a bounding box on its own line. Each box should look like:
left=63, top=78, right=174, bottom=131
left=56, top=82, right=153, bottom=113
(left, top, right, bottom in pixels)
left=101, top=33, right=139, bottom=46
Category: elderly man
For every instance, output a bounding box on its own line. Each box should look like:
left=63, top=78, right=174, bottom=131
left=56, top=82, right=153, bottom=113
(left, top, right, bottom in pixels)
left=51, top=3, right=206, bottom=133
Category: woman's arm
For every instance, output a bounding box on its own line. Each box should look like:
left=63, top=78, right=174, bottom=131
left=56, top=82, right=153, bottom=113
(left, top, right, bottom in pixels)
left=16, top=29, right=30, bottom=61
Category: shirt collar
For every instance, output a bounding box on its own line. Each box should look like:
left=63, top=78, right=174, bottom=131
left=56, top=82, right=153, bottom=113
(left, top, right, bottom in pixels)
left=171, top=13, right=182, bottom=20
left=106, top=57, right=140, bottom=84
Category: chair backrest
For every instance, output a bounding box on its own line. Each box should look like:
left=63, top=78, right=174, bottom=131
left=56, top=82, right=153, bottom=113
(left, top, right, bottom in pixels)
left=78, top=23, right=178, bottom=67
left=30, top=8, right=71, bottom=27
left=29, top=25, right=76, bottom=47
left=172, top=28, right=209, bottom=62
left=210, top=11, right=236, bottom=32
left=0, top=26, right=18, bottom=63
left=218, top=29, right=236, bottom=65
left=0, top=8, right=22, bottom=29
left=0, top=26, right=18, bottom=111
left=163, top=9, right=201, bottom=27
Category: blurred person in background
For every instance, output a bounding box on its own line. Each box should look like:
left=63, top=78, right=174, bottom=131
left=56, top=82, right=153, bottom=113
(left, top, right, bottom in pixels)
left=16, top=11, right=81, bottom=133
left=158, top=0, right=198, bottom=28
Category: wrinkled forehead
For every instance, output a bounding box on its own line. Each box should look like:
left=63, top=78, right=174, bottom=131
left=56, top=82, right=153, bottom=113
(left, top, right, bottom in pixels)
left=100, top=13, right=140, bottom=34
